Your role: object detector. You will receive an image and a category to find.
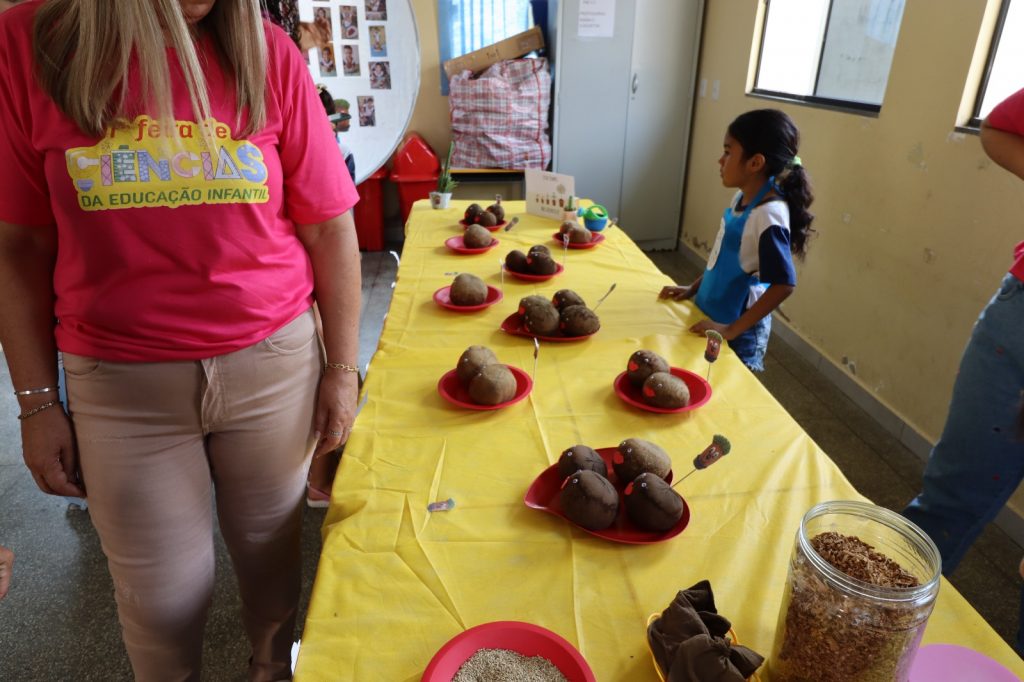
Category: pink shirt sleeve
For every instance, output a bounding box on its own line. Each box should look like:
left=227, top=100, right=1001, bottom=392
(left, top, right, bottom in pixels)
left=267, top=23, right=359, bottom=225
left=986, top=87, right=1024, bottom=136
left=0, top=4, right=55, bottom=226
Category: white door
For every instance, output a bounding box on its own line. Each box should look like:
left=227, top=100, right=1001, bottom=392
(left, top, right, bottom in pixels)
left=619, top=0, right=703, bottom=247
left=551, top=0, right=636, bottom=214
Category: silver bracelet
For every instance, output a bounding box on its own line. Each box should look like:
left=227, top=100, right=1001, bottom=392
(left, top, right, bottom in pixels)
left=14, top=386, right=57, bottom=397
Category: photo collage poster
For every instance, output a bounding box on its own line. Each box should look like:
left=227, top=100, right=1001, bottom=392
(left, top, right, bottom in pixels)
left=293, top=0, right=419, bottom=184
left=305, top=0, right=392, bottom=130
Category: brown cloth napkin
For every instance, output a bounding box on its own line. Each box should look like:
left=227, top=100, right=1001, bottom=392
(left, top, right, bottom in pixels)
left=647, top=580, right=764, bottom=682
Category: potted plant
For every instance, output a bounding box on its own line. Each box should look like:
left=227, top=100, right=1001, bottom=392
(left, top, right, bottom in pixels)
left=430, top=141, right=458, bottom=209
left=562, top=194, right=578, bottom=223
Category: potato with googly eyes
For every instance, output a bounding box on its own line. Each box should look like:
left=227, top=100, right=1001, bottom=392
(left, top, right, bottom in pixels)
left=556, top=444, right=607, bottom=479
left=467, top=364, right=516, bottom=405
left=456, top=346, right=497, bottom=385
left=613, top=438, right=671, bottom=482
left=551, top=289, right=585, bottom=311
left=626, top=350, right=669, bottom=387
left=559, top=469, right=618, bottom=530
left=642, top=371, right=690, bottom=408
left=624, top=472, right=684, bottom=531
left=559, top=305, right=600, bottom=337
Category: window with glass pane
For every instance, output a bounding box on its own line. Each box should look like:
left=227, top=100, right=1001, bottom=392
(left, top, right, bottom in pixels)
left=754, top=0, right=907, bottom=111
left=437, top=0, right=534, bottom=95
left=973, top=0, right=1024, bottom=124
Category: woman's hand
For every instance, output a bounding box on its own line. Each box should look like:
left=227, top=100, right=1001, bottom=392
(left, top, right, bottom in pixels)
left=689, top=318, right=731, bottom=339
left=659, top=285, right=694, bottom=301
left=21, top=405, right=85, bottom=497
left=311, top=369, right=359, bottom=459
left=0, top=544, right=13, bottom=600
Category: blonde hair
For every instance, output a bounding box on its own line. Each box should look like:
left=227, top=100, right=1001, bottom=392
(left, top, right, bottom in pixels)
left=33, top=0, right=267, bottom=138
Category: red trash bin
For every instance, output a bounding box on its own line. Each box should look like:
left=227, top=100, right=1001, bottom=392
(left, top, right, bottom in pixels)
left=353, top=166, right=388, bottom=251
left=389, top=133, right=440, bottom=225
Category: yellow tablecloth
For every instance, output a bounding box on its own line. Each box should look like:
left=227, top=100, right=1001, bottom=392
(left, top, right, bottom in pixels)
left=296, top=200, right=1024, bottom=680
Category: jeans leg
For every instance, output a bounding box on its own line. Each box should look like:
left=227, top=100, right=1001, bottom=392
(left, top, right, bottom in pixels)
left=729, top=313, right=771, bottom=372
left=903, top=275, right=1024, bottom=574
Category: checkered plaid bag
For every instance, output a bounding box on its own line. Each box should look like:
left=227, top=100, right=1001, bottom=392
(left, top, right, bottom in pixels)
left=448, top=58, right=551, bottom=169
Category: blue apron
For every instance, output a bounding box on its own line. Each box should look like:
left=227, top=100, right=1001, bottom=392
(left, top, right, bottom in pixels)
left=694, top=180, right=773, bottom=324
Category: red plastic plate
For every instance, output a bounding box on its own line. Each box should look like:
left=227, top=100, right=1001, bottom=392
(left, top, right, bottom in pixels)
left=613, top=367, right=712, bottom=414
left=503, top=262, right=565, bottom=282
left=500, top=313, right=595, bottom=343
left=524, top=448, right=689, bottom=544
left=437, top=366, right=532, bottom=410
left=421, top=621, right=596, bottom=682
left=550, top=231, right=606, bottom=249
left=445, top=235, right=499, bottom=254
left=433, top=285, right=503, bottom=312
left=459, top=218, right=507, bottom=232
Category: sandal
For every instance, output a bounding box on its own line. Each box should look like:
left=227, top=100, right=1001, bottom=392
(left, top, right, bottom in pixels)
left=306, top=484, right=331, bottom=509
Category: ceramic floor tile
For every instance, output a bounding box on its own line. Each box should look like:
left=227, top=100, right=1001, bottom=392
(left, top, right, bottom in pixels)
left=975, top=523, right=1024, bottom=585
left=756, top=352, right=834, bottom=422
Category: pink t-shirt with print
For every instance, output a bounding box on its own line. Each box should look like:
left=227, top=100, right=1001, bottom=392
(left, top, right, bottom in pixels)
left=0, top=1, right=358, bottom=361
left=985, top=88, right=1024, bottom=281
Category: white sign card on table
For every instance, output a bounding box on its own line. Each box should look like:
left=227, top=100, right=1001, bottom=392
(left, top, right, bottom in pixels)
left=525, top=169, right=575, bottom=221
left=298, top=0, right=420, bottom=184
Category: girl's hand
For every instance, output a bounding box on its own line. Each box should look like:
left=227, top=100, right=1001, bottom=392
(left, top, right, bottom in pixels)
left=659, top=285, right=693, bottom=301
left=21, top=406, right=85, bottom=498
left=689, top=319, right=731, bottom=339
left=312, top=369, right=359, bottom=459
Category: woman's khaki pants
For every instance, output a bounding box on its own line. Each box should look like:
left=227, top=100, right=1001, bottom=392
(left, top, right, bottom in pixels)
left=64, top=309, right=320, bottom=682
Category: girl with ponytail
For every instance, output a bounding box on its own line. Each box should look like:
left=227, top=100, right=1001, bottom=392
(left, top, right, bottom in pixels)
left=660, top=109, right=815, bottom=371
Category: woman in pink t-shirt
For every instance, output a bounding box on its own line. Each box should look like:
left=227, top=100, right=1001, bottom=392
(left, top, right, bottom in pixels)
left=0, top=0, right=361, bottom=679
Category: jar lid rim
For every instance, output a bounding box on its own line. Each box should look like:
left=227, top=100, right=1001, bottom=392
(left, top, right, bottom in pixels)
left=798, top=500, right=942, bottom=602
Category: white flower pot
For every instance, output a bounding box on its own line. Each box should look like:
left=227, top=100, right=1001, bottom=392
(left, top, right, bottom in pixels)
left=430, top=192, right=452, bottom=209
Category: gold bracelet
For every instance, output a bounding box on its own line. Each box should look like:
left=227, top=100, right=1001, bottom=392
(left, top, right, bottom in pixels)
left=325, top=361, right=359, bottom=373
left=17, top=400, right=59, bottom=420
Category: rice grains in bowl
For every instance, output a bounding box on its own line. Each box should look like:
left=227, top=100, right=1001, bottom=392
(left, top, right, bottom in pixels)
left=768, top=500, right=941, bottom=682
left=452, top=648, right=568, bottom=682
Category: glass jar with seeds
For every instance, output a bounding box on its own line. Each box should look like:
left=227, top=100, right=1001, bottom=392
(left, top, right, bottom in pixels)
left=768, top=500, right=941, bottom=682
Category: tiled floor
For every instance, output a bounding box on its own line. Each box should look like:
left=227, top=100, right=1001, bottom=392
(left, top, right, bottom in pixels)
left=0, top=246, right=1020, bottom=680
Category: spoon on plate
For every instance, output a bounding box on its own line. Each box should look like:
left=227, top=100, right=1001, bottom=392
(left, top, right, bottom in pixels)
left=532, top=337, right=540, bottom=382
left=592, top=283, right=617, bottom=311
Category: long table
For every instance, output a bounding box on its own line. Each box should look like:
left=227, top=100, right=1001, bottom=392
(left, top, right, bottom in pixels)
left=295, top=200, right=1024, bottom=680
